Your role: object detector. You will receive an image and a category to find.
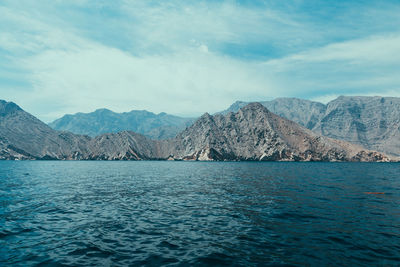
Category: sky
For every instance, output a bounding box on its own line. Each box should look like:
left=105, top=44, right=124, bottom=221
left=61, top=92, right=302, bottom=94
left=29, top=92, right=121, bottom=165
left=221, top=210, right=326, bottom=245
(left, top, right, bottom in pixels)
left=1, top=0, right=400, bottom=122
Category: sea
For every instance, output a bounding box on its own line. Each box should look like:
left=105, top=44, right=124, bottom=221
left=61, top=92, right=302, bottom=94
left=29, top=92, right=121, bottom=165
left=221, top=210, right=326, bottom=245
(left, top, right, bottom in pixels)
left=1, top=161, right=399, bottom=266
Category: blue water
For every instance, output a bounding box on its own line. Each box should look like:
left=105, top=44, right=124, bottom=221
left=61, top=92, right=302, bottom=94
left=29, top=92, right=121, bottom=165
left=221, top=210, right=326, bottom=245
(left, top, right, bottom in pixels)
left=0, top=161, right=399, bottom=266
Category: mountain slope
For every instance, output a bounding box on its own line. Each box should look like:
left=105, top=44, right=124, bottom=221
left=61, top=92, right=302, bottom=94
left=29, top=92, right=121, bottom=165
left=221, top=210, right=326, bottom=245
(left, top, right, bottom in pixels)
left=49, top=108, right=195, bottom=139
left=0, top=100, right=90, bottom=160
left=86, top=131, right=165, bottom=160
left=221, top=96, right=400, bottom=156
left=219, top=98, right=326, bottom=129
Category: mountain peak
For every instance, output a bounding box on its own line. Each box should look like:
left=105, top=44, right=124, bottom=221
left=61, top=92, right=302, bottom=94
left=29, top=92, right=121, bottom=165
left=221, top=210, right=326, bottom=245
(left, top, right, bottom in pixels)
left=0, top=100, right=23, bottom=116
left=239, top=102, right=270, bottom=115
left=241, top=102, right=266, bottom=109
left=197, top=112, right=214, bottom=124
left=94, top=108, right=113, bottom=113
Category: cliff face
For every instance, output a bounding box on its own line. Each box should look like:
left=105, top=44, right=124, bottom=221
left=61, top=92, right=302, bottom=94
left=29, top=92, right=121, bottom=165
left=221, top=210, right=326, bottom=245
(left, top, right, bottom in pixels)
left=222, top=96, right=400, bottom=156
left=0, top=100, right=393, bottom=162
left=312, top=96, right=400, bottom=157
left=263, top=98, right=327, bottom=129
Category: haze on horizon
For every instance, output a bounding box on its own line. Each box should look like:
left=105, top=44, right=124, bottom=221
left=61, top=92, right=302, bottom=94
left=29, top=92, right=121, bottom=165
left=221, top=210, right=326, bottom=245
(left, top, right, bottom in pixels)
left=1, top=0, right=400, bottom=122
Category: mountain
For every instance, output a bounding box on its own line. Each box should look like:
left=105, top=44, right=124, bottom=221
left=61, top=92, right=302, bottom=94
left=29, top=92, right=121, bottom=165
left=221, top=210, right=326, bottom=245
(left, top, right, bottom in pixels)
left=0, top=100, right=90, bottom=160
left=0, top=100, right=162, bottom=160
left=0, top=100, right=394, bottom=162
left=166, top=103, right=389, bottom=161
left=313, top=96, right=400, bottom=157
left=49, top=109, right=195, bottom=139
left=85, top=131, right=165, bottom=160
left=220, top=98, right=328, bottom=128
left=221, top=96, right=400, bottom=156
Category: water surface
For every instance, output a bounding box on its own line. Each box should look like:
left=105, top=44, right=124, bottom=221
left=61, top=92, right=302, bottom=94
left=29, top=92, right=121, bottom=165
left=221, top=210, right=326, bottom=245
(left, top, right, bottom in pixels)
left=1, top=161, right=399, bottom=266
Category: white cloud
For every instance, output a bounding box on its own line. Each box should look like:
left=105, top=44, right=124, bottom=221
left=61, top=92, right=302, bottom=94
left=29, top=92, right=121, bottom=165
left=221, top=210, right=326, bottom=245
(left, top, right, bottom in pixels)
left=22, top=32, right=400, bottom=122
left=198, top=44, right=209, bottom=53
left=280, top=34, right=400, bottom=64
left=9, top=31, right=400, bottom=121
left=119, top=0, right=305, bottom=54
left=21, top=44, right=281, bottom=122
left=1, top=1, right=400, bottom=122
left=261, top=33, right=400, bottom=96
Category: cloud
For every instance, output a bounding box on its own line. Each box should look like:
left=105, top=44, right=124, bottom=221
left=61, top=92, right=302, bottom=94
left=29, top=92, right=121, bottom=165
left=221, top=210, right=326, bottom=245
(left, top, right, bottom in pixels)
left=21, top=32, right=400, bottom=122
left=118, top=0, right=305, bottom=54
left=281, top=34, right=400, bottom=64
left=0, top=1, right=400, bottom=122
left=20, top=44, right=280, bottom=121
left=262, top=33, right=400, bottom=96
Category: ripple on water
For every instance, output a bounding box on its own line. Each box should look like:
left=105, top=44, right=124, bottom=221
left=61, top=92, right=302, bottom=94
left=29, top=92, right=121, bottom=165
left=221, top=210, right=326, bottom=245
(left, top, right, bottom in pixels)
left=0, top=161, right=399, bottom=266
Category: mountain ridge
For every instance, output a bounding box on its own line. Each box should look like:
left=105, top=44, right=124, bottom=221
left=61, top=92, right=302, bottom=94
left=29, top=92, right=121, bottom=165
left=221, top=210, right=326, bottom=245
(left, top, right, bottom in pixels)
left=49, top=108, right=195, bottom=140
left=0, top=99, right=397, bottom=162
left=48, top=96, right=400, bottom=157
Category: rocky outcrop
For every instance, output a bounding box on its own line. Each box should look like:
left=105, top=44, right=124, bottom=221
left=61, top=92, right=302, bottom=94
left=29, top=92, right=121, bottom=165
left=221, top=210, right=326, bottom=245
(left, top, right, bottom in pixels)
left=0, top=100, right=395, bottom=162
left=221, top=96, right=400, bottom=156
left=49, top=108, right=194, bottom=139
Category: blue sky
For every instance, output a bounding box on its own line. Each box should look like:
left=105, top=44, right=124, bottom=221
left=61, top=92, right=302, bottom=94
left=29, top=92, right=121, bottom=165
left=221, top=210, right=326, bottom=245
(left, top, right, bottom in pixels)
left=1, top=0, right=400, bottom=122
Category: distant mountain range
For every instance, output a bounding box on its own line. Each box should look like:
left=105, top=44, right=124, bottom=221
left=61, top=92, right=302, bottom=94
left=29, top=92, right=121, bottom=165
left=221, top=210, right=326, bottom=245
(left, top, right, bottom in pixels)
left=0, top=99, right=394, bottom=161
left=49, top=109, right=195, bottom=139
left=48, top=96, right=400, bottom=157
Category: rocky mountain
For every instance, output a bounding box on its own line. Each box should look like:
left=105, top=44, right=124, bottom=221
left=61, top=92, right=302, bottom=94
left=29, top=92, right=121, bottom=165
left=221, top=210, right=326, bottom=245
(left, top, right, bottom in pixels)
left=86, top=131, right=165, bottom=160
left=49, top=108, right=195, bottom=139
left=166, top=103, right=390, bottom=162
left=0, top=100, right=167, bottom=160
left=221, top=96, right=400, bottom=156
left=0, top=100, right=90, bottom=160
left=313, top=96, right=400, bottom=157
left=0, top=100, right=394, bottom=162
left=218, top=98, right=326, bottom=129
left=50, top=96, right=400, bottom=156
